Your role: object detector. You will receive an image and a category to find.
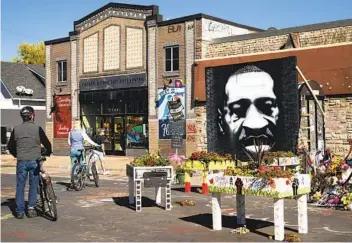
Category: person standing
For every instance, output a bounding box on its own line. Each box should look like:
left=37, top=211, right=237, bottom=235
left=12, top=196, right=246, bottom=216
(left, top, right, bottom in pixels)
left=93, top=128, right=109, bottom=175
left=7, top=106, right=52, bottom=219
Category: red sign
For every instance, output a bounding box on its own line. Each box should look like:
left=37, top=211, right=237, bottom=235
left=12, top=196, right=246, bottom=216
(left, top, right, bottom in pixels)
left=53, top=95, right=71, bottom=138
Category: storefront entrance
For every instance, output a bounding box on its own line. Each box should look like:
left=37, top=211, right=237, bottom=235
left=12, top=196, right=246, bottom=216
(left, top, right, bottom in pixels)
left=80, top=87, right=148, bottom=156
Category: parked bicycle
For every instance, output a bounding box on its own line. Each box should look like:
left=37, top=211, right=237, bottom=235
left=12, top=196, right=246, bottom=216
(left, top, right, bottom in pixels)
left=36, top=155, right=58, bottom=221
left=70, top=145, right=100, bottom=191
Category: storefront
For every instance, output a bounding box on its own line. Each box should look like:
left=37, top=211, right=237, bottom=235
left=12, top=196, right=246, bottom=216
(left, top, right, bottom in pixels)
left=79, top=73, right=148, bottom=156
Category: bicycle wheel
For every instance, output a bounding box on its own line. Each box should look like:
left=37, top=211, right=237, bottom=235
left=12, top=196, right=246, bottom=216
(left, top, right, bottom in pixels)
left=91, top=162, right=100, bottom=187
left=44, top=179, right=58, bottom=221
left=36, top=181, right=45, bottom=211
left=71, top=163, right=84, bottom=191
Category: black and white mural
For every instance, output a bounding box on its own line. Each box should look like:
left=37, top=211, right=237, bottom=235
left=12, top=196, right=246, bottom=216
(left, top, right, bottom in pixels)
left=206, top=57, right=299, bottom=160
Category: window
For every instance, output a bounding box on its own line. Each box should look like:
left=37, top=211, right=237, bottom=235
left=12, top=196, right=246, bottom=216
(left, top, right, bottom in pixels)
left=57, top=61, right=67, bottom=82
left=165, top=46, right=179, bottom=72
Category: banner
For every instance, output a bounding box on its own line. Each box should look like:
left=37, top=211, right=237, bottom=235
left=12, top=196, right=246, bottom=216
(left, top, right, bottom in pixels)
left=53, top=95, right=71, bottom=138
left=157, top=87, right=185, bottom=120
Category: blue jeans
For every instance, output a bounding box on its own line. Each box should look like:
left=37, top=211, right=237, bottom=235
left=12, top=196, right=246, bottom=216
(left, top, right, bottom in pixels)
left=70, top=149, right=85, bottom=166
left=16, top=161, right=39, bottom=215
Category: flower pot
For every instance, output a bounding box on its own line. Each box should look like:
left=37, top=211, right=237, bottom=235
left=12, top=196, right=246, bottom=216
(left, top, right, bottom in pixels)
left=177, top=173, right=185, bottom=185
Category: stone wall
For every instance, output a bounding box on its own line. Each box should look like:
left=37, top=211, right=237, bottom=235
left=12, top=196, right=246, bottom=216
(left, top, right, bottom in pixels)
left=324, top=97, right=352, bottom=157
left=206, top=26, right=352, bottom=58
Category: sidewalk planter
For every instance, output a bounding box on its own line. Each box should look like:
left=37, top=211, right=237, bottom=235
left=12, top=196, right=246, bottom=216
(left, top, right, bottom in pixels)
left=268, top=157, right=299, bottom=167
left=182, top=159, right=236, bottom=194
left=126, top=164, right=174, bottom=212
left=208, top=172, right=311, bottom=241
left=207, top=172, right=311, bottom=198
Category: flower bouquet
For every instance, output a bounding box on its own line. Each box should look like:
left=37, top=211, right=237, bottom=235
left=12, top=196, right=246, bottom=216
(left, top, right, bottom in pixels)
left=130, top=153, right=171, bottom=167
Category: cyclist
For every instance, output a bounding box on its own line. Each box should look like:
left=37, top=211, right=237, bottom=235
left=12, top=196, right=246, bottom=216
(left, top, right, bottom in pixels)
left=7, top=106, right=52, bottom=219
left=68, top=121, right=99, bottom=187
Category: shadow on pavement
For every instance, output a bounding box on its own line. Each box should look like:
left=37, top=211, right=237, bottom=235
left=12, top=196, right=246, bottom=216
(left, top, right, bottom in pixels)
left=172, top=186, right=202, bottom=194
left=1, top=198, right=16, bottom=216
left=112, top=196, right=165, bottom=211
left=179, top=213, right=298, bottom=238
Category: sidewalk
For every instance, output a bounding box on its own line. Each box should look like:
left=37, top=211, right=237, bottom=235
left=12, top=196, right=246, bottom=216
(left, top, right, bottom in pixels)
left=1, top=154, right=203, bottom=184
left=0, top=154, right=133, bottom=177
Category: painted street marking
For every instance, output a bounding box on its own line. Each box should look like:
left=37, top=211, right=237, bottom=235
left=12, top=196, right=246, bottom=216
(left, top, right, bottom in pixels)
left=1, top=213, right=14, bottom=220
left=320, top=226, right=352, bottom=234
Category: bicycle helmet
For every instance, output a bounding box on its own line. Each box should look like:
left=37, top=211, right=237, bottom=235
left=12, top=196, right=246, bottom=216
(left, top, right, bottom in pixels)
left=20, top=106, right=35, bottom=121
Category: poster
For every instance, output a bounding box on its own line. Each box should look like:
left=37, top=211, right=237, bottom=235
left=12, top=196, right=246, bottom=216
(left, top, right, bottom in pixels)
left=53, top=95, right=71, bottom=138
left=206, top=57, right=299, bottom=160
left=157, top=87, right=185, bottom=120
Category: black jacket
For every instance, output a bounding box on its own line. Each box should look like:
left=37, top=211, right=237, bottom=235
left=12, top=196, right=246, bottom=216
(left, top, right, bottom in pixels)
left=7, top=121, right=52, bottom=161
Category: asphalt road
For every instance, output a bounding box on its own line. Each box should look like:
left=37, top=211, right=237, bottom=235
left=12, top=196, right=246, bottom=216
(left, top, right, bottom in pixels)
left=1, top=173, right=352, bottom=242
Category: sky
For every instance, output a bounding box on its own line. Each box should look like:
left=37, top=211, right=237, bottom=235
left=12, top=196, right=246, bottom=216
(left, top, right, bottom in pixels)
left=1, top=0, right=352, bottom=61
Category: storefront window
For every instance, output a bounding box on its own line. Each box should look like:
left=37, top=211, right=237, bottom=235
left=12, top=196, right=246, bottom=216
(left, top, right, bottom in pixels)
left=126, top=116, right=148, bottom=149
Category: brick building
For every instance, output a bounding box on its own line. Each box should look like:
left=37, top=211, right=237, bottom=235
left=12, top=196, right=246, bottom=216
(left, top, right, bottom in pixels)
left=44, top=2, right=261, bottom=156
left=193, top=19, right=352, bottom=157
left=45, top=2, right=351, bottom=158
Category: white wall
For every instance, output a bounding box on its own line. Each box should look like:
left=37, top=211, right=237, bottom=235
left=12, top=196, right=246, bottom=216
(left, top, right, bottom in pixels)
left=202, top=18, right=250, bottom=41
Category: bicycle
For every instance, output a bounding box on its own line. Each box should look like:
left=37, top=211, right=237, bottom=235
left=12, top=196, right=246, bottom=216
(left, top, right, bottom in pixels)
left=70, top=146, right=100, bottom=191
left=36, top=155, right=58, bottom=221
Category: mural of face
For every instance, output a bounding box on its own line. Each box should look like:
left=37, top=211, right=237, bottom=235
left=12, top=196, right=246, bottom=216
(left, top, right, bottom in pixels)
left=222, top=65, right=279, bottom=153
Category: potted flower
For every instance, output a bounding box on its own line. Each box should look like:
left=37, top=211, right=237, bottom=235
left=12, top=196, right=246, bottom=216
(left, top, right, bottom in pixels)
left=341, top=192, right=352, bottom=211
left=176, top=166, right=186, bottom=185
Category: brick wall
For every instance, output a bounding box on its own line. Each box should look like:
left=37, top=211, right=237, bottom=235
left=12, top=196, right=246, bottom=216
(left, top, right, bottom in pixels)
left=50, top=41, right=71, bottom=94
left=324, top=97, right=352, bottom=156
left=195, top=24, right=352, bottom=158
left=156, top=23, right=186, bottom=87
left=78, top=17, right=146, bottom=78
left=206, top=26, right=352, bottom=58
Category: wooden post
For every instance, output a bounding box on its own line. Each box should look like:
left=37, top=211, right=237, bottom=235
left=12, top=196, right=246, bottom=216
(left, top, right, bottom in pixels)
left=274, top=198, right=284, bottom=241
left=296, top=66, right=325, bottom=117
left=297, top=194, right=308, bottom=233
left=236, top=195, right=246, bottom=226
left=212, top=192, right=222, bottom=230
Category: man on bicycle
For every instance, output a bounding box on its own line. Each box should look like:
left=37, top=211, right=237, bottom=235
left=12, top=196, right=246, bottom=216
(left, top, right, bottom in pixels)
left=68, top=121, right=99, bottom=187
left=7, top=106, right=52, bottom=219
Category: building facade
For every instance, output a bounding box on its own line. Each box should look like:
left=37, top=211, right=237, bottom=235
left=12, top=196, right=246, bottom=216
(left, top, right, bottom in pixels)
left=193, top=19, right=352, bottom=157
left=45, top=2, right=351, bottom=158
left=44, top=2, right=261, bottom=156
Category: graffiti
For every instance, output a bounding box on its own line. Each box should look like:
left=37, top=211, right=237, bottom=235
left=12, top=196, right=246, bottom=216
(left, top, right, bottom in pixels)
left=187, top=124, right=196, bottom=134
left=168, top=25, right=181, bottom=33
left=202, top=19, right=249, bottom=40
left=206, top=57, right=299, bottom=160
left=187, top=135, right=196, bottom=143
left=187, top=23, right=194, bottom=30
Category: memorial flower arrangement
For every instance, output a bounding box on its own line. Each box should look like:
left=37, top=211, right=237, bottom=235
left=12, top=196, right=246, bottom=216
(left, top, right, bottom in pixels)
left=189, top=151, right=232, bottom=163
left=341, top=192, right=352, bottom=211
left=263, top=151, right=295, bottom=165
left=130, top=153, right=170, bottom=167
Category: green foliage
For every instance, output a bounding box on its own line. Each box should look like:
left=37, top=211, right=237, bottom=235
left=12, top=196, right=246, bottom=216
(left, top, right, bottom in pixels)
left=11, top=41, right=45, bottom=64
left=341, top=192, right=352, bottom=209
left=130, top=153, right=171, bottom=167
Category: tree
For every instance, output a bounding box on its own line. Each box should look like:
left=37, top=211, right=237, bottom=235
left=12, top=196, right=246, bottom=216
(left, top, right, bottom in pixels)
left=11, top=41, right=45, bottom=64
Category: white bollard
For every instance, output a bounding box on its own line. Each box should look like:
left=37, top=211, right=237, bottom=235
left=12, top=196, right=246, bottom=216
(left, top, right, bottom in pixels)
left=297, top=194, right=308, bottom=233
left=155, top=187, right=161, bottom=205
left=128, top=176, right=135, bottom=205
left=212, top=192, right=222, bottom=230
left=236, top=194, right=246, bottom=225
left=274, top=198, right=284, bottom=241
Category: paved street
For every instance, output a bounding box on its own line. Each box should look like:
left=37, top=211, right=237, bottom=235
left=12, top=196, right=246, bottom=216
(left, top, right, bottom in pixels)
left=1, top=172, right=352, bottom=242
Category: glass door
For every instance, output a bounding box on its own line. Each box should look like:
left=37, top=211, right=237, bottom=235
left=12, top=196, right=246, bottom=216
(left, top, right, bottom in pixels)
left=97, top=117, right=113, bottom=152
left=113, top=116, right=125, bottom=155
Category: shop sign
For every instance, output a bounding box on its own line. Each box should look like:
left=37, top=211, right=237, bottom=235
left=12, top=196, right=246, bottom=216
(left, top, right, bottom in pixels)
left=53, top=95, right=71, bottom=138
left=80, top=73, right=146, bottom=91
